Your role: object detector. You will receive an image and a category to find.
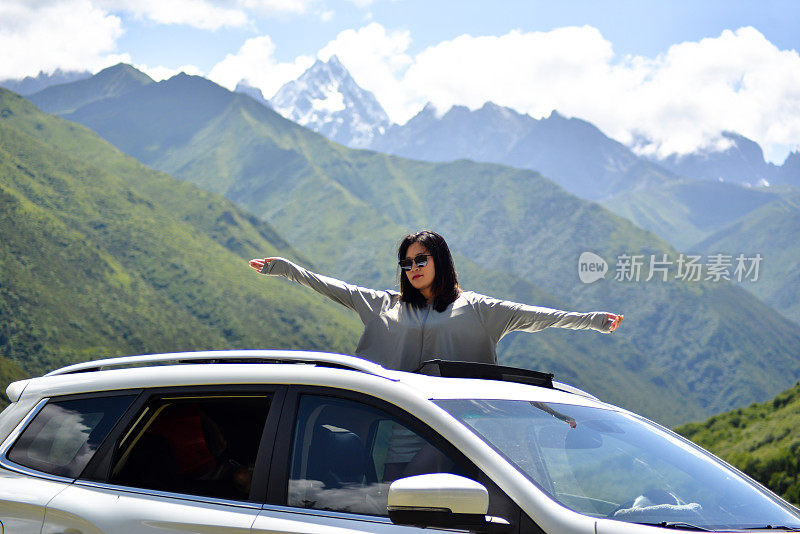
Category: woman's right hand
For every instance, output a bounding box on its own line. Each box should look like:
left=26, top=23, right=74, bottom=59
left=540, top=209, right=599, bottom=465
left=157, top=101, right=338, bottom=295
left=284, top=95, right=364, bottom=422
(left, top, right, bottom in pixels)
left=606, top=313, right=624, bottom=332
left=249, top=258, right=274, bottom=273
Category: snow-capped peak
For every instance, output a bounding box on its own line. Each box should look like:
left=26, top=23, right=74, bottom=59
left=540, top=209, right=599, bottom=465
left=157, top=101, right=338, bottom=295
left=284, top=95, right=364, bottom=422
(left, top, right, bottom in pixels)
left=268, top=55, right=390, bottom=148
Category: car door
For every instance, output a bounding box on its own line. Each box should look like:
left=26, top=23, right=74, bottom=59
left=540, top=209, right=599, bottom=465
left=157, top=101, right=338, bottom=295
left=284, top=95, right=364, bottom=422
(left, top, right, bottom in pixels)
left=252, top=387, right=534, bottom=534
left=0, top=393, right=138, bottom=534
left=0, top=470, right=67, bottom=534
left=42, top=385, right=285, bottom=534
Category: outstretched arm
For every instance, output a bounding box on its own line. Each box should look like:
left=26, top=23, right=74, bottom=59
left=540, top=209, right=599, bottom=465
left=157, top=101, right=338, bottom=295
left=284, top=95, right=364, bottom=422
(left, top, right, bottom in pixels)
left=473, top=294, right=623, bottom=341
left=249, top=257, right=389, bottom=322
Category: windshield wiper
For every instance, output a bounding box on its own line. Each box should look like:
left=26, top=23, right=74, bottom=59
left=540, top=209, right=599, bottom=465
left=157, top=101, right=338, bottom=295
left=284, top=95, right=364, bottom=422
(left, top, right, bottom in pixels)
left=739, top=527, right=800, bottom=532
left=635, top=521, right=713, bottom=531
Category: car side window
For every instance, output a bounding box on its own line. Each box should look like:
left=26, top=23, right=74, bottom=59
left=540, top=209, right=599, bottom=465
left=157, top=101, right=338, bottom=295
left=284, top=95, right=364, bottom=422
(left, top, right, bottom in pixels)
left=7, top=394, right=137, bottom=479
left=107, top=394, right=271, bottom=502
left=287, top=394, right=470, bottom=516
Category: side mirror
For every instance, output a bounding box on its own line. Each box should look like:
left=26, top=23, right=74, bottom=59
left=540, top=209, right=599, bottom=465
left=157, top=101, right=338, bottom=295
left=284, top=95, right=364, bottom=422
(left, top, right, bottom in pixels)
left=387, top=473, right=511, bottom=533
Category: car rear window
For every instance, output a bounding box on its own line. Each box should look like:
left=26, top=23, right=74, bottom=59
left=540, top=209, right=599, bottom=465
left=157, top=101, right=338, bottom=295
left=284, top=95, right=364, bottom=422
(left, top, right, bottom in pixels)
left=107, top=394, right=271, bottom=502
left=7, top=394, right=136, bottom=479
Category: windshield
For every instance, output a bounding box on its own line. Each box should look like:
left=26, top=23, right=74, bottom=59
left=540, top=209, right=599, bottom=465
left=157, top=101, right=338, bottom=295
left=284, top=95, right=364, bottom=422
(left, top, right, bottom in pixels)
left=436, top=399, right=800, bottom=531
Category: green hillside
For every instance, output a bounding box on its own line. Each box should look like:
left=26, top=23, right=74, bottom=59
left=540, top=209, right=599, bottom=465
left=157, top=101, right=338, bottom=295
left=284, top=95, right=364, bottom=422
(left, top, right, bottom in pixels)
left=603, top=180, right=800, bottom=322
left=693, top=189, right=800, bottom=321
left=0, top=87, right=361, bottom=377
left=0, top=87, right=696, bottom=423
left=676, top=382, right=800, bottom=506
left=602, top=179, right=782, bottom=251
left=46, top=69, right=800, bottom=423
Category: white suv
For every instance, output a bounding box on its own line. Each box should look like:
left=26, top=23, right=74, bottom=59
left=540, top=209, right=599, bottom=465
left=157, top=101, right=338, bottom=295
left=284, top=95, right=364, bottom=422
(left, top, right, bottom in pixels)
left=0, top=350, right=798, bottom=533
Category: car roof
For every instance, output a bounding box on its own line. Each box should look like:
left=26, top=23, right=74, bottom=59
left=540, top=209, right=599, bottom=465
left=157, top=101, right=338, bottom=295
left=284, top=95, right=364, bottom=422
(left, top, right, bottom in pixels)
left=392, top=372, right=604, bottom=408
left=11, top=350, right=609, bottom=411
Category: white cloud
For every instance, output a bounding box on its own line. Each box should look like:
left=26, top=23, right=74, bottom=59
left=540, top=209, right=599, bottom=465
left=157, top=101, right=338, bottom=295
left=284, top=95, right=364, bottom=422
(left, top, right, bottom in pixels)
left=208, top=35, right=314, bottom=97
left=323, top=24, right=800, bottom=162
left=238, top=0, right=318, bottom=15
left=100, top=0, right=249, bottom=30
left=100, top=0, right=323, bottom=29
left=0, top=0, right=129, bottom=80
left=402, top=26, right=616, bottom=121
left=0, top=0, right=327, bottom=81
left=620, top=27, right=800, bottom=160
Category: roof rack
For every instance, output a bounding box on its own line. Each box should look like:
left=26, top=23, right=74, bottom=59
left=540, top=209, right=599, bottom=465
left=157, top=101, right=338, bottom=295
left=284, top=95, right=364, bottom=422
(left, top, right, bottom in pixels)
left=44, top=352, right=598, bottom=399
left=551, top=381, right=598, bottom=400
left=45, top=350, right=393, bottom=378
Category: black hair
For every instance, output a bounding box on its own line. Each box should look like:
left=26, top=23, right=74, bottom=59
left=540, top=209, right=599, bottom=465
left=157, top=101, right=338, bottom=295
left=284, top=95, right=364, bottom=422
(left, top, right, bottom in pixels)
left=398, top=230, right=461, bottom=312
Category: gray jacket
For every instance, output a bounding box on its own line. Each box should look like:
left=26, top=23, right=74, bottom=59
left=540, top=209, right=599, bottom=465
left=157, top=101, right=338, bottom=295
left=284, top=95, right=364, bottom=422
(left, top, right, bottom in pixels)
left=262, top=258, right=611, bottom=371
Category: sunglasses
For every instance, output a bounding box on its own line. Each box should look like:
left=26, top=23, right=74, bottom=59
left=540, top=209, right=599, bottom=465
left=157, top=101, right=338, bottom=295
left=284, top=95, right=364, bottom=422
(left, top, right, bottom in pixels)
left=399, top=254, right=432, bottom=271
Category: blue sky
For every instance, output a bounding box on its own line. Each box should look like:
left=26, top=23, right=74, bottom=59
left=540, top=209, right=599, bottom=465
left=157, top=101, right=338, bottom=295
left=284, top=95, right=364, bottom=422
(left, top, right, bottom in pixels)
left=2, top=0, right=800, bottom=163
left=113, top=1, right=799, bottom=71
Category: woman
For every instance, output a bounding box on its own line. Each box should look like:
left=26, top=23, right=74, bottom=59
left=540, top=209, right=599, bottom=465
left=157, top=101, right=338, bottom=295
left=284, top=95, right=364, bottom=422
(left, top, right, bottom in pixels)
left=249, top=230, right=622, bottom=372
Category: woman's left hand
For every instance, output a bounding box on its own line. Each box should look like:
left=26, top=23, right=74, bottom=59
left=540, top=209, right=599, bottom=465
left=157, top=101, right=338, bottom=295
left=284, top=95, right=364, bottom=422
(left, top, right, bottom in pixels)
left=606, top=313, right=624, bottom=332
left=249, top=258, right=274, bottom=273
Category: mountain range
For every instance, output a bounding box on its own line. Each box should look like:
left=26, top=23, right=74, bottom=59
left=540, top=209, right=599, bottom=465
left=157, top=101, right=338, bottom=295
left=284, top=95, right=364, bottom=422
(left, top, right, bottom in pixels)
left=255, top=58, right=676, bottom=201
left=370, top=103, right=677, bottom=200
left=14, top=59, right=797, bottom=195
left=651, top=131, right=800, bottom=187
left=0, top=68, right=91, bottom=96
left=264, top=57, right=800, bottom=194
left=21, top=63, right=800, bottom=426
left=603, top=179, right=784, bottom=250
left=30, top=63, right=154, bottom=115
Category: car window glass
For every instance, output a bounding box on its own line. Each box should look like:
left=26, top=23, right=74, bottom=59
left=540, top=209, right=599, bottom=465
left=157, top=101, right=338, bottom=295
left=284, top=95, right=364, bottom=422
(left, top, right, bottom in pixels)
left=438, top=399, right=800, bottom=530
left=7, top=395, right=137, bottom=479
left=288, top=394, right=469, bottom=516
left=107, top=394, right=271, bottom=502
